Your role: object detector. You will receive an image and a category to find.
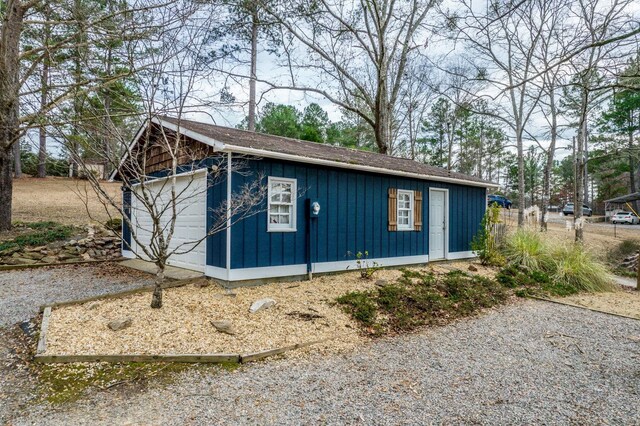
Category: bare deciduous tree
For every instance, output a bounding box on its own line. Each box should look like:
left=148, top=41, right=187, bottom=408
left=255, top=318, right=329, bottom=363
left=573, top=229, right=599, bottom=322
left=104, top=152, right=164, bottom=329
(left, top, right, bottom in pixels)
left=258, top=0, right=439, bottom=154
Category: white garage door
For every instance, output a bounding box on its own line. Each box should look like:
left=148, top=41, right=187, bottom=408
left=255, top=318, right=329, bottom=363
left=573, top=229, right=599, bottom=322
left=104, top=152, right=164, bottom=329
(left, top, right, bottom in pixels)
left=131, top=170, right=207, bottom=272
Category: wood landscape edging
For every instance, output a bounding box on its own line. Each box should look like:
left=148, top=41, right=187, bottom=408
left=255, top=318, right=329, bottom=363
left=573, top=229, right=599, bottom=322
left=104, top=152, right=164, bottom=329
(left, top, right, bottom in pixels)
left=529, top=295, right=640, bottom=321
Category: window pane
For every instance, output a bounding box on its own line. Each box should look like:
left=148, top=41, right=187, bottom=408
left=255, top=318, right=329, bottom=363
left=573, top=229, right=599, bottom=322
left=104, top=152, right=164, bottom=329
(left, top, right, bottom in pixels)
left=281, top=193, right=291, bottom=203
left=270, top=214, right=280, bottom=224
left=281, top=183, right=292, bottom=194
left=279, top=215, right=290, bottom=224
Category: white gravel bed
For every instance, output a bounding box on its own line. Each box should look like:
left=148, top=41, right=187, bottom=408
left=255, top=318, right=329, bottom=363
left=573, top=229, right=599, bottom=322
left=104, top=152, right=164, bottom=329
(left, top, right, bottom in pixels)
left=0, top=263, right=154, bottom=327
left=9, top=300, right=640, bottom=425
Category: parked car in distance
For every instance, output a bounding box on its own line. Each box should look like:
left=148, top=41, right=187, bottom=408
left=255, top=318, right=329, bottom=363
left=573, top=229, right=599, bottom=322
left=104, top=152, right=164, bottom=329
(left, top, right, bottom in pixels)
left=611, top=211, right=639, bottom=225
left=562, top=203, right=593, bottom=217
left=488, top=194, right=512, bottom=209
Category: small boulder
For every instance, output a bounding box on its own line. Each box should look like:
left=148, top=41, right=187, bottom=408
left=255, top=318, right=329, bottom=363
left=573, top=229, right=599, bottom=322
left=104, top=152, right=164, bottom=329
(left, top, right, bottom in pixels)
left=108, top=318, right=132, bottom=331
left=192, top=278, right=211, bottom=288
left=375, top=279, right=388, bottom=287
left=468, top=264, right=479, bottom=272
left=210, top=320, right=236, bottom=335
left=249, top=298, right=276, bottom=313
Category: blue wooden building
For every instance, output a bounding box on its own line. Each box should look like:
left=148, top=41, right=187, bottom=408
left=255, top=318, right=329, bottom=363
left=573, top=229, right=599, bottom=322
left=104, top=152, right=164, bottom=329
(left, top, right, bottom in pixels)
left=119, top=116, right=496, bottom=284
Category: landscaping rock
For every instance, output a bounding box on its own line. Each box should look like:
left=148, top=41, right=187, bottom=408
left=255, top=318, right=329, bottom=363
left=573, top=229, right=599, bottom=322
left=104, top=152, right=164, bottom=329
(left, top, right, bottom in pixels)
left=375, top=279, right=388, bottom=287
left=468, top=265, right=479, bottom=272
left=13, top=257, right=38, bottom=265
left=0, top=246, right=20, bottom=256
left=192, top=278, right=211, bottom=288
left=249, top=298, right=276, bottom=313
left=21, top=252, right=44, bottom=261
left=210, top=320, right=236, bottom=335
left=108, top=318, right=132, bottom=331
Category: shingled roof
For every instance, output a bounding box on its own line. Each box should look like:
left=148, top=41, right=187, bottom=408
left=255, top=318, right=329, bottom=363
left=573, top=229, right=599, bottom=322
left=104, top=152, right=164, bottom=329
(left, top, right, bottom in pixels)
left=150, top=116, right=496, bottom=187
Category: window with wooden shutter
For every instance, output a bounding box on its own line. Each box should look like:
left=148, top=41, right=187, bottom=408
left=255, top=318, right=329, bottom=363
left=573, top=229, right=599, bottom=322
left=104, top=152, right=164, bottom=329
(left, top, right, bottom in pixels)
left=414, top=190, right=423, bottom=231
left=388, top=188, right=397, bottom=231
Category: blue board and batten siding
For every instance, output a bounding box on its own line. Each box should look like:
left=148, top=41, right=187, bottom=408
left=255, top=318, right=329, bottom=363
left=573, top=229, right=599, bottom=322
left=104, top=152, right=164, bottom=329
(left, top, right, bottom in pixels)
left=225, top=156, right=487, bottom=272
left=122, top=154, right=487, bottom=279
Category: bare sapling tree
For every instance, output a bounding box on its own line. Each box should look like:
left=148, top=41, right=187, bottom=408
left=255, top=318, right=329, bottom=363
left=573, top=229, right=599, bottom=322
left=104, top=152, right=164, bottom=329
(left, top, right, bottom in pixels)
left=60, top=2, right=268, bottom=308
left=257, top=0, right=439, bottom=154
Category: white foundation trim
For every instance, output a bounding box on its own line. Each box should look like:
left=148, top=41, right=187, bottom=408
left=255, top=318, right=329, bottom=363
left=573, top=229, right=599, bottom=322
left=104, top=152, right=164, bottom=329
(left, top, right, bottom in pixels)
left=205, top=265, right=229, bottom=281
left=312, top=255, right=429, bottom=274
left=446, top=251, right=476, bottom=260
left=122, top=250, right=135, bottom=259
left=206, top=255, right=429, bottom=281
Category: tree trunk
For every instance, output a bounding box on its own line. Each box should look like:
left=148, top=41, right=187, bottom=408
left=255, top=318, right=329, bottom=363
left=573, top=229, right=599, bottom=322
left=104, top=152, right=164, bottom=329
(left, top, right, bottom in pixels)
left=0, top=2, right=27, bottom=230
left=575, top=127, right=586, bottom=243
left=541, top=86, right=557, bottom=232
left=248, top=5, right=258, bottom=132
left=13, top=141, right=21, bottom=177
left=0, top=147, right=13, bottom=231
left=37, top=12, right=51, bottom=179
left=150, top=263, right=165, bottom=308
left=628, top=129, right=638, bottom=213
left=516, top=130, right=525, bottom=228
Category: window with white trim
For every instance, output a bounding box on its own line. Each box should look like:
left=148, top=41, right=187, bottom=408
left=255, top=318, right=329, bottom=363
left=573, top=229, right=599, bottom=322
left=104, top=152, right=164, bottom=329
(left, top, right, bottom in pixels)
left=397, top=190, right=414, bottom=230
left=268, top=177, right=296, bottom=232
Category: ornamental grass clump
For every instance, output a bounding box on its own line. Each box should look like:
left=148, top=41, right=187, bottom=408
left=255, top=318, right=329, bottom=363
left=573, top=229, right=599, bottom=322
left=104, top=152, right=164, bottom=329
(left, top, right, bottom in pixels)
left=551, top=243, right=615, bottom=293
left=503, top=228, right=553, bottom=272
left=500, top=229, right=615, bottom=296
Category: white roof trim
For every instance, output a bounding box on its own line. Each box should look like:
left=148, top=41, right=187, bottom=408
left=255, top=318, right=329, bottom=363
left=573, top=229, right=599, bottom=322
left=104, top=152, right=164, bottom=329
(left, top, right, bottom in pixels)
left=113, top=118, right=498, bottom=188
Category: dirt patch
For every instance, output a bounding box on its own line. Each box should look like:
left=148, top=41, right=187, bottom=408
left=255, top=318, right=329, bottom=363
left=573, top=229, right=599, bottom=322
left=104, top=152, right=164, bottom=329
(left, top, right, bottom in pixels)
left=11, top=177, right=120, bottom=226
left=552, top=290, right=640, bottom=319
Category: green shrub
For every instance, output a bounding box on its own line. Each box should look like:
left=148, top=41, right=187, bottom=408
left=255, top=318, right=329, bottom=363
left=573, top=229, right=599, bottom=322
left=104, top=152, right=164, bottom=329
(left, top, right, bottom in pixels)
left=503, top=228, right=552, bottom=271
left=471, top=204, right=505, bottom=266
left=335, top=292, right=377, bottom=325
left=105, top=218, right=123, bottom=232
left=336, top=269, right=507, bottom=335
left=0, top=222, right=75, bottom=252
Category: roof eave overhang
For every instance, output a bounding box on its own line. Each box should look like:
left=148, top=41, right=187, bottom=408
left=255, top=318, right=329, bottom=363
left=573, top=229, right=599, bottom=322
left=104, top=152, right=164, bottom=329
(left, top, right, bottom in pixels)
left=113, top=118, right=499, bottom=189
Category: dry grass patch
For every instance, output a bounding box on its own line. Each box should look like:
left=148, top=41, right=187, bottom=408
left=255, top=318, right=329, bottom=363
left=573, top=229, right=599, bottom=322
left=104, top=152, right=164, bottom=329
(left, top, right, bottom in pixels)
left=12, top=177, right=120, bottom=226
left=551, top=290, right=640, bottom=319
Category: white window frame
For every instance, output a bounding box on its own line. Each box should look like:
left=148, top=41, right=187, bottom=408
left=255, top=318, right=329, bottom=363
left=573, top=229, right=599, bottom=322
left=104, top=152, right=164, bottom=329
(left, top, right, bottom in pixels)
left=397, top=189, right=414, bottom=231
left=267, top=176, right=297, bottom=232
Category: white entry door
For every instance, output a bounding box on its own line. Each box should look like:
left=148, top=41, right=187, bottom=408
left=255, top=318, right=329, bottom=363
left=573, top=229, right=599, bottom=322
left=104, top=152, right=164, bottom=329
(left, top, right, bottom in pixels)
left=131, top=171, right=207, bottom=272
left=429, top=189, right=447, bottom=260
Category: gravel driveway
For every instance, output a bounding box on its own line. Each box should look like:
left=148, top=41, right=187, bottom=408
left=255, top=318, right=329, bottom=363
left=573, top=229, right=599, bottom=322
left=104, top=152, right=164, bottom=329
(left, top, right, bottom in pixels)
left=0, top=263, right=153, bottom=327
left=7, top=300, right=640, bottom=425
left=0, top=263, right=154, bottom=424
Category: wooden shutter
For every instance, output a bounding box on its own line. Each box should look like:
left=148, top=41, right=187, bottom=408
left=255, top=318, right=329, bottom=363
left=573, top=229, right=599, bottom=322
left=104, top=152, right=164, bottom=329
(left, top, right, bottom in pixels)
left=414, top=190, right=423, bottom=232
left=388, top=188, right=397, bottom=231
